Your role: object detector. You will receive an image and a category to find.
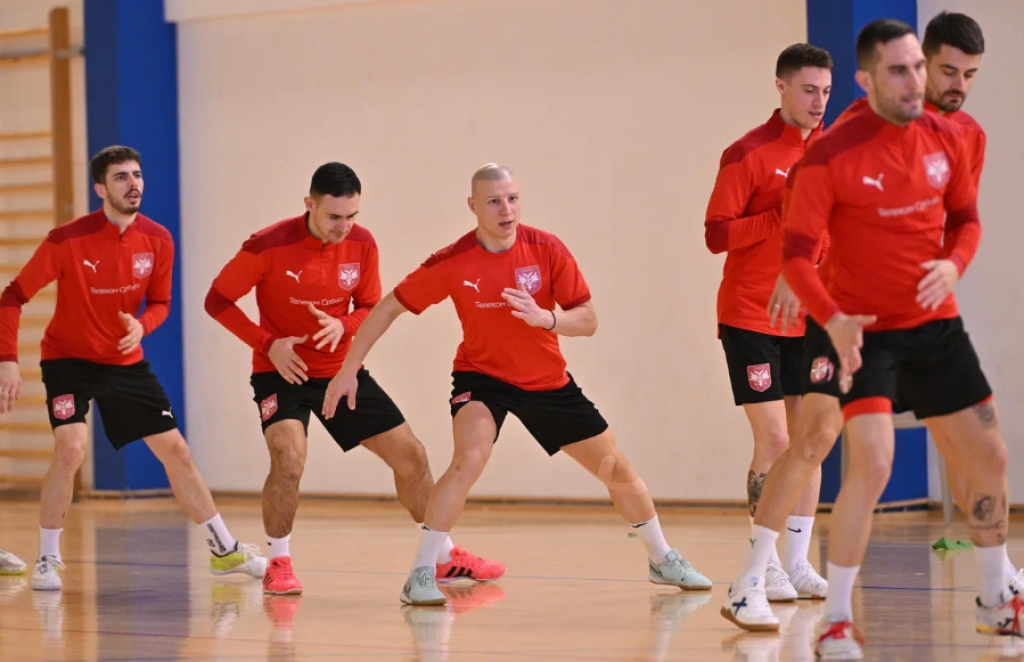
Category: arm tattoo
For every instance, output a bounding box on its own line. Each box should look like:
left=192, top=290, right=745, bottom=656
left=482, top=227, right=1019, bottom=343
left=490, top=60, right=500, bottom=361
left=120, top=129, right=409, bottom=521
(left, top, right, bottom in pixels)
left=747, top=471, right=767, bottom=518
left=973, top=402, right=998, bottom=430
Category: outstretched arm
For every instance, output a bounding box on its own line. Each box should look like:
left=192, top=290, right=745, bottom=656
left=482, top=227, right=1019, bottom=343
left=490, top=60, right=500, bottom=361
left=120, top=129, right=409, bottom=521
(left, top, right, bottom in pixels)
left=322, top=292, right=409, bottom=418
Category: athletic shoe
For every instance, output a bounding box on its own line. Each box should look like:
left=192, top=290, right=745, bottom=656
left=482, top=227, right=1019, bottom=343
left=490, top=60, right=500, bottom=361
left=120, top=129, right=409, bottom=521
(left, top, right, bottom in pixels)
left=719, top=578, right=779, bottom=632
left=788, top=559, right=828, bottom=600
left=435, top=546, right=506, bottom=583
left=401, top=565, right=446, bottom=606
left=814, top=621, right=864, bottom=660
left=262, top=557, right=303, bottom=596
left=649, top=549, right=713, bottom=590
left=765, top=560, right=797, bottom=603
left=0, top=549, right=27, bottom=576
left=210, top=541, right=267, bottom=578
left=31, top=556, right=65, bottom=591
left=976, top=594, right=1024, bottom=636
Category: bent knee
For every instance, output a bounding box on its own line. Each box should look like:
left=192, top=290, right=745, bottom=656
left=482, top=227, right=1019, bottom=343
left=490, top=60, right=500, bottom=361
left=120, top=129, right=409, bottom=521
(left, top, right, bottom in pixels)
left=754, top=429, right=790, bottom=462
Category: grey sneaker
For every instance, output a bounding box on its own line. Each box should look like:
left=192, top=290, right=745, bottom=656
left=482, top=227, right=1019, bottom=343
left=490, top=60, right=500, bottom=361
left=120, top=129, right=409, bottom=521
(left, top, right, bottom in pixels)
left=400, top=565, right=446, bottom=606
left=649, top=549, right=712, bottom=590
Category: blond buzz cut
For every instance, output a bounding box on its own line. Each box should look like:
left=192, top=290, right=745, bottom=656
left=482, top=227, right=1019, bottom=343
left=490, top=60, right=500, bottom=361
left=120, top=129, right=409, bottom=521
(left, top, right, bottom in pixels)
left=471, top=163, right=515, bottom=195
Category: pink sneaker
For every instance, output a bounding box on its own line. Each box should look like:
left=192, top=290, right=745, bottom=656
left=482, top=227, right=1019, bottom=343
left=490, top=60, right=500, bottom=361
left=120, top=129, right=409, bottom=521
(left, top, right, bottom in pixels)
left=262, top=557, right=303, bottom=596
left=436, top=546, right=506, bottom=583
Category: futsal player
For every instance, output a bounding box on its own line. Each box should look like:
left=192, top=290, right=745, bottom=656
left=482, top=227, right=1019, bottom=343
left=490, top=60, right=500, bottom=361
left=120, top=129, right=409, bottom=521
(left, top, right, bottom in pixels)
left=0, top=146, right=266, bottom=590
left=206, top=162, right=504, bottom=595
left=322, top=164, right=713, bottom=605
left=705, top=43, right=833, bottom=601
left=721, top=12, right=1021, bottom=638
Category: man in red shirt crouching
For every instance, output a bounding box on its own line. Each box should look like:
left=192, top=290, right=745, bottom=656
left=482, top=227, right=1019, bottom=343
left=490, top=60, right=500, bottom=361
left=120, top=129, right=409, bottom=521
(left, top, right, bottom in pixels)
left=323, top=164, right=712, bottom=606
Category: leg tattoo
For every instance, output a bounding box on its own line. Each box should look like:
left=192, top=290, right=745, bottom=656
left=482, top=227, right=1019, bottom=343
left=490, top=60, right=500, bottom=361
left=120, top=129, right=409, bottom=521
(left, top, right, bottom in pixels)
left=747, top=471, right=767, bottom=518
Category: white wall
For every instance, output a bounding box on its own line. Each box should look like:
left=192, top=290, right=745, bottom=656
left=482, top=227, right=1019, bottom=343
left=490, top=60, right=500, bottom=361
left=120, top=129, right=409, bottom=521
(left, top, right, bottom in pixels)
left=917, top=1, right=1024, bottom=503
left=176, top=0, right=808, bottom=499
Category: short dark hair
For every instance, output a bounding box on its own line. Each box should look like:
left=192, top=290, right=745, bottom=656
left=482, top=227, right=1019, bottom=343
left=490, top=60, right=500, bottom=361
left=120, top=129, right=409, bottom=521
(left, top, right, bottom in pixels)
left=856, top=19, right=917, bottom=71
left=776, top=43, right=834, bottom=78
left=90, top=145, right=141, bottom=185
left=922, top=11, right=984, bottom=57
left=310, top=162, right=361, bottom=198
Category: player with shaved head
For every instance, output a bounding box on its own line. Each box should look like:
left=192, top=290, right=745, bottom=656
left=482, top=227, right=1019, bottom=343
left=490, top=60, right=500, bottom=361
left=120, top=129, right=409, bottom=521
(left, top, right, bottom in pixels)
left=322, top=164, right=712, bottom=605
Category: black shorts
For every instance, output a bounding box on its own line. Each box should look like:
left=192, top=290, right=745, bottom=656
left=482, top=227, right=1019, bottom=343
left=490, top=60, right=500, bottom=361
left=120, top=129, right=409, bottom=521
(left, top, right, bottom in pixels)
left=802, top=318, right=842, bottom=399
left=40, top=359, right=178, bottom=449
left=449, top=371, right=609, bottom=456
left=719, top=324, right=805, bottom=405
left=809, top=317, right=991, bottom=419
left=250, top=368, right=405, bottom=451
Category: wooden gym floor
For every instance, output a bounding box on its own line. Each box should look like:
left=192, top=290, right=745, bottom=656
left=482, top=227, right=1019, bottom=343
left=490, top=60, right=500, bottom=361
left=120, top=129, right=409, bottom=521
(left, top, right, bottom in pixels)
left=0, top=498, right=1021, bottom=661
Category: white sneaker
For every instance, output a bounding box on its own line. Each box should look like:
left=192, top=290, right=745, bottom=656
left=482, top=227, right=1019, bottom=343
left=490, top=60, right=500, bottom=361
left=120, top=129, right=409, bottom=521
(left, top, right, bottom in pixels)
left=400, top=566, right=446, bottom=606
left=720, top=579, right=779, bottom=632
left=788, top=559, right=827, bottom=599
left=814, top=620, right=864, bottom=660
left=209, top=542, right=268, bottom=579
left=976, top=594, right=1024, bottom=636
left=32, top=556, right=66, bottom=591
left=0, top=549, right=27, bottom=576
left=765, top=561, right=797, bottom=603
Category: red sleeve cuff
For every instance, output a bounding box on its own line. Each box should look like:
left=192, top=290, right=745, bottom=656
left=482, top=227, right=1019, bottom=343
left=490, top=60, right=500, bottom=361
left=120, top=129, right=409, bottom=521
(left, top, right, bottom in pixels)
left=392, top=287, right=422, bottom=315
left=949, top=255, right=966, bottom=277
left=260, top=336, right=276, bottom=356
left=0, top=354, right=17, bottom=363
left=561, top=293, right=592, bottom=311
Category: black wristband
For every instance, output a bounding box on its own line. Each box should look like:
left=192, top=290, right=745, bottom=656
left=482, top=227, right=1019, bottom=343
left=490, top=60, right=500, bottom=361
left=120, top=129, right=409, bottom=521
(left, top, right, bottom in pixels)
left=544, top=310, right=556, bottom=331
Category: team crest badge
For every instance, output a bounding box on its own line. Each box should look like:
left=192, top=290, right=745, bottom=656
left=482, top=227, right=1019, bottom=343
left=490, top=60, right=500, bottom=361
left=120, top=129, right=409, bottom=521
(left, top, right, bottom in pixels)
left=261, top=394, right=278, bottom=421
left=810, top=357, right=835, bottom=384
left=132, top=253, right=154, bottom=279
left=339, top=263, right=360, bottom=290
left=514, top=265, right=542, bottom=295
left=747, top=364, right=772, bottom=393
left=923, top=152, right=950, bottom=189
left=52, top=394, right=75, bottom=420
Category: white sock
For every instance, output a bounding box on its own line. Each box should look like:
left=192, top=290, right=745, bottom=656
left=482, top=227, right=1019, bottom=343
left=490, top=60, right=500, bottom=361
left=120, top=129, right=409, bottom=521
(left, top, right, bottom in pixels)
left=733, top=525, right=779, bottom=590
left=200, top=513, right=237, bottom=557
left=39, top=527, right=62, bottom=561
left=751, top=516, right=783, bottom=569
left=267, top=534, right=290, bottom=560
left=631, top=515, right=672, bottom=564
left=824, top=562, right=859, bottom=622
left=417, top=522, right=456, bottom=563
left=414, top=526, right=450, bottom=571
left=785, top=516, right=815, bottom=573
left=1002, top=548, right=1017, bottom=581
left=977, top=544, right=1010, bottom=606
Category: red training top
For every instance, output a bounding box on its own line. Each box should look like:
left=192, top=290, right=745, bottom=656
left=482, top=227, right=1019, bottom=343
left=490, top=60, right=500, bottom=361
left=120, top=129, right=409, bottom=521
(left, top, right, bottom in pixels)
left=205, top=214, right=381, bottom=379
left=705, top=109, right=825, bottom=336
left=394, top=225, right=591, bottom=391
left=782, top=102, right=980, bottom=331
left=838, top=97, right=986, bottom=188
left=0, top=211, right=172, bottom=365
